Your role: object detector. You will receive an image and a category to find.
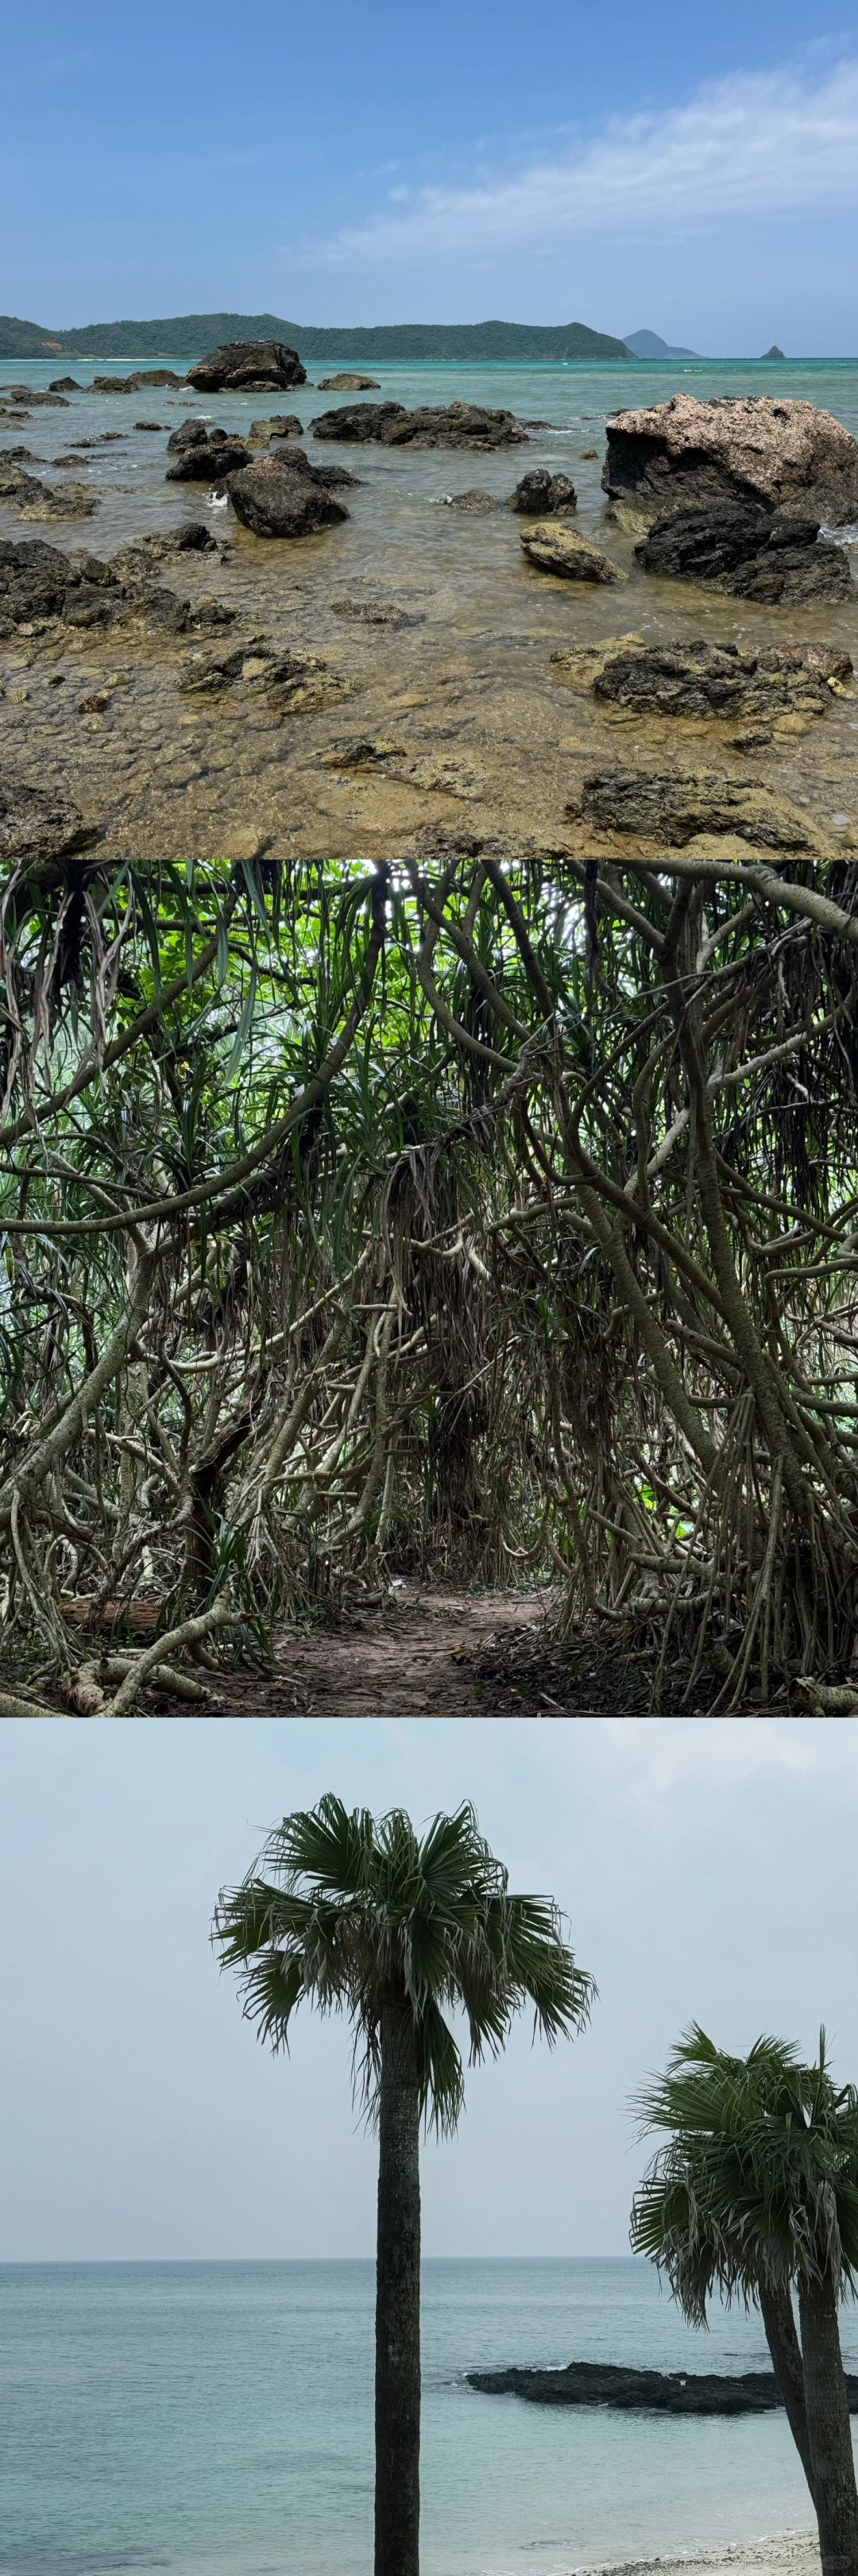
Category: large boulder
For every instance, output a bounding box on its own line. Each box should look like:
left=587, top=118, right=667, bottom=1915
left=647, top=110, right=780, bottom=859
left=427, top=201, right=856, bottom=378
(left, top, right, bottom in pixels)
left=603, top=393, right=858, bottom=527
left=226, top=453, right=350, bottom=538
left=187, top=340, right=306, bottom=391
left=310, top=400, right=528, bottom=449
left=520, top=521, right=626, bottom=582
left=636, top=502, right=852, bottom=602
left=165, top=426, right=251, bottom=482
left=317, top=373, right=381, bottom=391
left=509, top=469, right=577, bottom=514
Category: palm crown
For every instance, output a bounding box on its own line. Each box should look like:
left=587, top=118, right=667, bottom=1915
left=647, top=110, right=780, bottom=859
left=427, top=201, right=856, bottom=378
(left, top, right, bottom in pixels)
left=213, top=1793, right=594, bottom=2133
left=631, top=2023, right=858, bottom=2324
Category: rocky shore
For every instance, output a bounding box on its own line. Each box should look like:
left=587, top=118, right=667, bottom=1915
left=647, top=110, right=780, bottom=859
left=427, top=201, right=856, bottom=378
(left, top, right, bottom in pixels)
left=466, top=2362, right=858, bottom=2414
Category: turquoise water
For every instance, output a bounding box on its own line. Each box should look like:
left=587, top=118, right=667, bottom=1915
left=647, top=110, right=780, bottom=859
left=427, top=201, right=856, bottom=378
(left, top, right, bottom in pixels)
left=2, top=2258, right=857, bottom=2576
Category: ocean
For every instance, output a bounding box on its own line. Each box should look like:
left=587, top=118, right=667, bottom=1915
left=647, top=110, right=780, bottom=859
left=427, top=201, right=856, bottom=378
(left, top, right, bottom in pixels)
left=2, top=2258, right=857, bottom=2576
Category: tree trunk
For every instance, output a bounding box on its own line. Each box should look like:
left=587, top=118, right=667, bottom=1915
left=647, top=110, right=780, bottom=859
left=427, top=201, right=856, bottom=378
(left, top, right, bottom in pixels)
left=798, top=2269, right=858, bottom=2576
left=758, top=2277, right=816, bottom=2501
left=375, top=1998, right=422, bottom=2576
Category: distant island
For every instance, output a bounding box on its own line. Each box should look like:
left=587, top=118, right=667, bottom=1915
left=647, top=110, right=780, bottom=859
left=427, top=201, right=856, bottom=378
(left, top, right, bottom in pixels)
left=0, top=311, right=633, bottom=363
left=624, top=328, right=701, bottom=359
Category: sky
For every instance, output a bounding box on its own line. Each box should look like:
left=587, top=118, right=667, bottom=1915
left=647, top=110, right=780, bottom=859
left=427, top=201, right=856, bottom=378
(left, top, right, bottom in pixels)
left=2, top=1714, right=858, bottom=2262
left=2, top=4, right=858, bottom=350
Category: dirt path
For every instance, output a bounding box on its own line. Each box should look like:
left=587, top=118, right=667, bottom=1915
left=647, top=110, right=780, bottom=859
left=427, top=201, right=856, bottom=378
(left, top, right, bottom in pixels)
left=176, top=1587, right=586, bottom=1720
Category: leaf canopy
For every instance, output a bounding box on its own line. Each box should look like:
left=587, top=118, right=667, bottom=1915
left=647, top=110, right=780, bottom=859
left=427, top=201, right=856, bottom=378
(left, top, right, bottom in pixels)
left=213, top=1792, right=594, bottom=2132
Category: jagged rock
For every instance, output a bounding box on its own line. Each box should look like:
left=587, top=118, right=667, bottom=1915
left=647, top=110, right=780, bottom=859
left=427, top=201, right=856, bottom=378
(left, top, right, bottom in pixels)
left=226, top=453, right=350, bottom=538
left=248, top=415, right=304, bottom=446
left=1, top=469, right=99, bottom=523
left=187, top=340, right=306, bottom=391
left=603, top=393, right=858, bottom=526
left=468, top=2362, right=858, bottom=2417
left=177, top=638, right=346, bottom=709
left=567, top=765, right=840, bottom=856
left=48, top=376, right=81, bottom=391
left=330, top=596, right=425, bottom=627
left=5, top=387, right=68, bottom=407
left=166, top=427, right=252, bottom=483
left=0, top=773, right=100, bottom=866
left=520, top=522, right=626, bottom=581
left=637, top=502, right=852, bottom=601
left=551, top=634, right=854, bottom=731
left=0, top=537, right=235, bottom=643
left=311, top=400, right=528, bottom=449
left=166, top=419, right=209, bottom=453
left=441, top=489, right=500, bottom=512
left=112, top=524, right=220, bottom=577
left=92, top=369, right=184, bottom=392
left=317, top=373, right=381, bottom=391
left=509, top=469, right=577, bottom=514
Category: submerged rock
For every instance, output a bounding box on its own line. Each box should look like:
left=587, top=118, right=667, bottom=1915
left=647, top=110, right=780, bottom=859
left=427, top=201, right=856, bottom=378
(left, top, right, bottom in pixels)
left=226, top=452, right=350, bottom=538
left=5, top=386, right=68, bottom=407
left=177, top=638, right=348, bottom=709
left=311, top=400, right=528, bottom=449
left=187, top=340, right=307, bottom=391
left=248, top=415, right=304, bottom=446
left=637, top=502, right=852, bottom=601
left=330, top=596, right=425, bottom=626
left=0, top=537, right=235, bottom=643
left=0, top=773, right=100, bottom=866
left=441, top=489, right=500, bottom=512
left=317, top=373, right=381, bottom=391
left=520, top=521, right=626, bottom=582
left=509, top=469, right=577, bottom=514
left=603, top=392, right=858, bottom=527
left=551, top=634, right=854, bottom=731
left=567, top=766, right=841, bottom=855
left=468, top=2362, right=858, bottom=2416
left=112, top=524, right=221, bottom=577
left=0, top=465, right=99, bottom=522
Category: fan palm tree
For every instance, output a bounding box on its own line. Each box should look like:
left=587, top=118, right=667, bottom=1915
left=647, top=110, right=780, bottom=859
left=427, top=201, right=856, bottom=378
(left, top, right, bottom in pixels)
left=213, top=1793, right=593, bottom=2576
left=631, top=2026, right=858, bottom=2576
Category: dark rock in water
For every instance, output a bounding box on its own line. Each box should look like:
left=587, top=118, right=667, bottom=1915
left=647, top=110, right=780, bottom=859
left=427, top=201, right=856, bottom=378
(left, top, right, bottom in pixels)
left=552, top=634, right=853, bottom=729
left=603, top=392, right=858, bottom=527
left=0, top=536, right=234, bottom=643
left=509, top=468, right=577, bottom=514
left=0, top=773, right=102, bottom=868
left=441, top=489, right=500, bottom=512
left=112, top=524, right=220, bottom=578
left=467, top=2362, right=858, bottom=2416
left=521, top=523, right=626, bottom=582
left=0, top=465, right=99, bottom=523
left=134, top=420, right=164, bottom=431
left=187, top=340, right=306, bottom=391
left=166, top=429, right=252, bottom=483
left=166, top=419, right=210, bottom=454
left=49, top=376, right=82, bottom=392
left=248, top=415, right=304, bottom=446
left=330, top=596, right=425, bottom=626
left=226, top=453, right=349, bottom=537
left=0, top=446, right=44, bottom=465
left=6, top=386, right=68, bottom=407
left=317, top=373, right=381, bottom=391
left=91, top=369, right=184, bottom=393
left=311, top=400, right=528, bottom=450
left=567, top=766, right=837, bottom=855
left=637, top=501, right=852, bottom=601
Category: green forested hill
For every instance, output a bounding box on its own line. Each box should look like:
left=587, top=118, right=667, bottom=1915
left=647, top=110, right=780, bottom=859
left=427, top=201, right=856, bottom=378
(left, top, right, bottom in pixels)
left=0, top=310, right=633, bottom=362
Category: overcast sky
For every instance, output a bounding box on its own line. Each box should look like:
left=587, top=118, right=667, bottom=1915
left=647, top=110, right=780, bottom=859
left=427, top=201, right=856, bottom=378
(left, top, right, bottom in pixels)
left=2, top=1714, right=856, bottom=2263
left=2, top=6, right=857, bottom=349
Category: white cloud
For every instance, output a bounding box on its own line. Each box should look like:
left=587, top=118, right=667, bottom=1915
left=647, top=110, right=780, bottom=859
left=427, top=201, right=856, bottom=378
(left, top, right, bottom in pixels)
left=292, top=58, right=858, bottom=268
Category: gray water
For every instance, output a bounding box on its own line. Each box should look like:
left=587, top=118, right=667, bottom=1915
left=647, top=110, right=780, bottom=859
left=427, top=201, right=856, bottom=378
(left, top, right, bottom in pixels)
left=2, top=2258, right=856, bottom=2576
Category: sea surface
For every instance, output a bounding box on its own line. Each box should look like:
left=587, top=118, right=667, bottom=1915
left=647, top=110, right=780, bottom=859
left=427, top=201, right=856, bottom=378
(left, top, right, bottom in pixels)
left=2, top=356, right=857, bottom=879
left=2, top=2257, right=857, bottom=2576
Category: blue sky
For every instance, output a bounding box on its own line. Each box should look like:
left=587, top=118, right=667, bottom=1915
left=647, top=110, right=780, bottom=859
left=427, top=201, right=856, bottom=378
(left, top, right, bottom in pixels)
left=3, top=2, right=858, bottom=348
left=2, top=1716, right=857, bottom=2259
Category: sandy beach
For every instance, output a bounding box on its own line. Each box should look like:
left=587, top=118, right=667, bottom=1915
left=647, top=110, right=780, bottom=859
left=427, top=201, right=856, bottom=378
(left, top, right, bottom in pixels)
left=594, top=2537, right=819, bottom=2576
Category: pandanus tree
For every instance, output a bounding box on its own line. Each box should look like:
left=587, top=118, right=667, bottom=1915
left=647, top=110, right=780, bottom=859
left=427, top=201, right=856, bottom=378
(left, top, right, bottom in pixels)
left=632, top=2026, right=858, bottom=2576
left=213, top=1794, right=593, bottom=2576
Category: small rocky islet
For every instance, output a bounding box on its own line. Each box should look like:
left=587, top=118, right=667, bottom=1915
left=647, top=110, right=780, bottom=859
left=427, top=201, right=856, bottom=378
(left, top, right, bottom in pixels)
left=1, top=343, right=856, bottom=881
left=467, top=2361, right=858, bottom=2416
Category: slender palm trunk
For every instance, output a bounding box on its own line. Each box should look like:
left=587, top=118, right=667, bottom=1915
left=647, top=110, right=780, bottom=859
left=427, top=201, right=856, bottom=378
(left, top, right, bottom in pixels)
left=375, top=1998, right=422, bottom=2576
left=758, top=2278, right=816, bottom=2501
left=798, top=2269, right=858, bottom=2576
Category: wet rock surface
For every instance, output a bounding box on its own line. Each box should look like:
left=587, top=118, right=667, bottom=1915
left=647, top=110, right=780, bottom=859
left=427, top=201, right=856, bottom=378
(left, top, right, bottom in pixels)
left=0, top=465, right=99, bottom=522
left=165, top=426, right=252, bottom=483
left=0, top=538, right=236, bottom=643
left=467, top=2362, right=858, bottom=2416
left=0, top=772, right=100, bottom=865
left=187, top=340, right=307, bottom=391
left=5, top=386, right=69, bottom=407
left=330, top=596, right=425, bottom=627
left=520, top=521, right=626, bottom=581
left=311, top=400, right=529, bottom=449
left=568, top=765, right=841, bottom=854
left=637, top=502, right=853, bottom=601
left=509, top=469, right=578, bottom=514
left=603, top=393, right=858, bottom=526
left=248, top=415, right=304, bottom=446
left=226, top=451, right=351, bottom=538
left=551, top=634, right=854, bottom=732
left=440, top=489, right=500, bottom=512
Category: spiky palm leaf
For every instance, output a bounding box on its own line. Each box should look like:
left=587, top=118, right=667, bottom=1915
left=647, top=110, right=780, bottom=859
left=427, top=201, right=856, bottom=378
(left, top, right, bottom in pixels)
left=214, top=1793, right=593, bottom=2133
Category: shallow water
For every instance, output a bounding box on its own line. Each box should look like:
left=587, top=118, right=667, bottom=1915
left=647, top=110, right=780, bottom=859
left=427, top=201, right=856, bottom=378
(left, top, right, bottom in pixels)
left=2, top=2256, right=856, bottom=2576
left=2, top=357, right=857, bottom=874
